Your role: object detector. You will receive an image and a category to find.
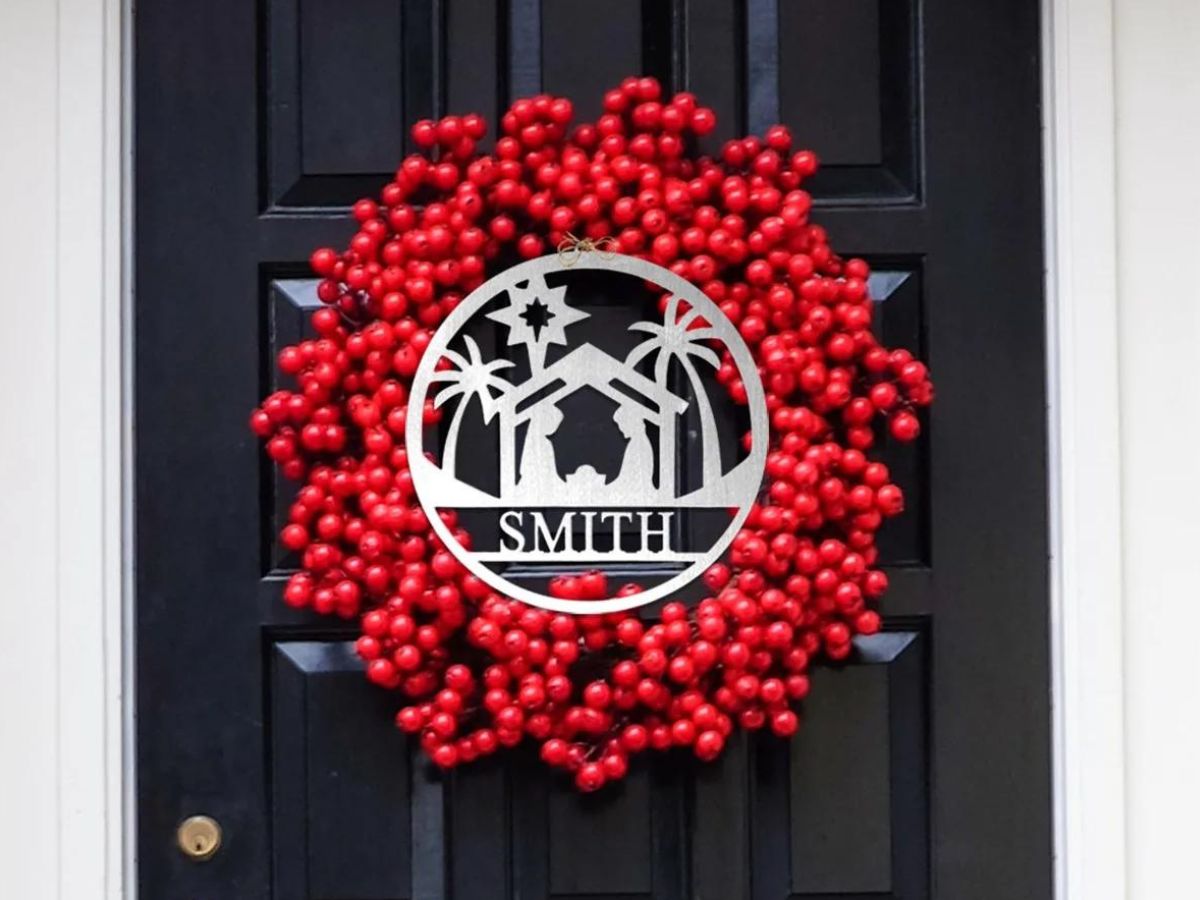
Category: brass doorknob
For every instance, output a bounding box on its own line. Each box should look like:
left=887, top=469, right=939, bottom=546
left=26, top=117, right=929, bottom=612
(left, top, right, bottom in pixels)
left=177, top=815, right=222, bottom=861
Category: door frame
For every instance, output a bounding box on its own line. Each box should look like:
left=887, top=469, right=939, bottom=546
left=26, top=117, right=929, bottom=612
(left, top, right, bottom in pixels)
left=0, top=0, right=1126, bottom=896
left=1041, top=2, right=1126, bottom=897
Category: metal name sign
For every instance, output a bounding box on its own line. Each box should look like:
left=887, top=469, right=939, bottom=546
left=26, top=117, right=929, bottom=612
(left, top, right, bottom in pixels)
left=407, top=253, right=768, bottom=613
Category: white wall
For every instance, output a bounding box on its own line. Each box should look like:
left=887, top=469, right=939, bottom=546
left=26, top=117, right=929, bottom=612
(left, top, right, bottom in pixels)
left=0, top=0, right=66, bottom=892
left=1113, top=1, right=1200, bottom=896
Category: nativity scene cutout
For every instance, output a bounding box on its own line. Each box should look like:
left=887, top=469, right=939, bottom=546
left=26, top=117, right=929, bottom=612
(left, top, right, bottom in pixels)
left=420, top=272, right=760, bottom=519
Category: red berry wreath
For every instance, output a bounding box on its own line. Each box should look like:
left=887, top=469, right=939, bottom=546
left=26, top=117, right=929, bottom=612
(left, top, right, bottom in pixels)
left=251, top=77, right=933, bottom=792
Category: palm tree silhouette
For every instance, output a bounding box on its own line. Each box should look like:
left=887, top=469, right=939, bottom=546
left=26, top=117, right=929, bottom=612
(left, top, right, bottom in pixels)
left=626, top=295, right=723, bottom=487
left=430, top=335, right=514, bottom=478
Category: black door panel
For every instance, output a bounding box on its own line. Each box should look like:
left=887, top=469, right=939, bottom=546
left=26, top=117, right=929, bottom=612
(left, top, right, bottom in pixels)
left=136, top=2, right=1050, bottom=897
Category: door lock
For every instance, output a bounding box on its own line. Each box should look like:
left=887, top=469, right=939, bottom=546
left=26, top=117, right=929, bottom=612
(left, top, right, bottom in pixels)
left=177, top=815, right=222, bottom=861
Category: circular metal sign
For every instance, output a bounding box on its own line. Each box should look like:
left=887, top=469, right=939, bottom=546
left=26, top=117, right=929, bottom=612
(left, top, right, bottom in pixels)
left=407, top=253, right=768, bottom=614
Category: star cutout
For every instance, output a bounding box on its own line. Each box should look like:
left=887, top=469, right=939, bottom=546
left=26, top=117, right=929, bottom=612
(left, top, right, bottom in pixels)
left=487, top=275, right=589, bottom=372
left=519, top=296, right=554, bottom=341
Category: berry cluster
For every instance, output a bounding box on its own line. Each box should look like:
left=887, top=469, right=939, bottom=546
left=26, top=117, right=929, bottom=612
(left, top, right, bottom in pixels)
left=250, top=78, right=932, bottom=791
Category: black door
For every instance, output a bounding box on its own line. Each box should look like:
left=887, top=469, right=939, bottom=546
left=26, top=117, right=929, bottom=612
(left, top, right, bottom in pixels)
left=136, top=2, right=1050, bottom=898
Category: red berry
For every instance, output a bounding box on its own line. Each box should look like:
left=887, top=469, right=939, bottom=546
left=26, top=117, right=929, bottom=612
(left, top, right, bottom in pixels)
left=583, top=681, right=612, bottom=710
left=889, top=411, right=921, bottom=441
left=694, top=730, right=724, bottom=761
left=770, top=710, right=799, bottom=737
left=575, top=763, right=606, bottom=792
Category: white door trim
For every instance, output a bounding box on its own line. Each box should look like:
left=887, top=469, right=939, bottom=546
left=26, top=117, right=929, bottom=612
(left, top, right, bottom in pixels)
left=0, top=0, right=129, bottom=898
left=1043, top=1, right=1127, bottom=898
left=0, top=0, right=1126, bottom=897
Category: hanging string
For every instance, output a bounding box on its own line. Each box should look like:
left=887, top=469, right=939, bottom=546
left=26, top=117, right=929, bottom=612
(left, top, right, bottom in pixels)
left=556, top=231, right=618, bottom=267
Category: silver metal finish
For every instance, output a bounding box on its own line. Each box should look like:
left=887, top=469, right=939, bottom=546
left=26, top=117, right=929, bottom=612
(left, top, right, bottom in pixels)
left=407, top=252, right=768, bottom=614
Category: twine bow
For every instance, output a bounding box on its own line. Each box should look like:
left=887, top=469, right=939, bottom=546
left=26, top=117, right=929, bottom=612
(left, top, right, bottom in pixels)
left=556, top=231, right=618, bottom=267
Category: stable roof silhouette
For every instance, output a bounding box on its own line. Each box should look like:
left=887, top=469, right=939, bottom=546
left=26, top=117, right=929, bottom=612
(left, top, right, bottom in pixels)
left=496, top=343, right=689, bottom=424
